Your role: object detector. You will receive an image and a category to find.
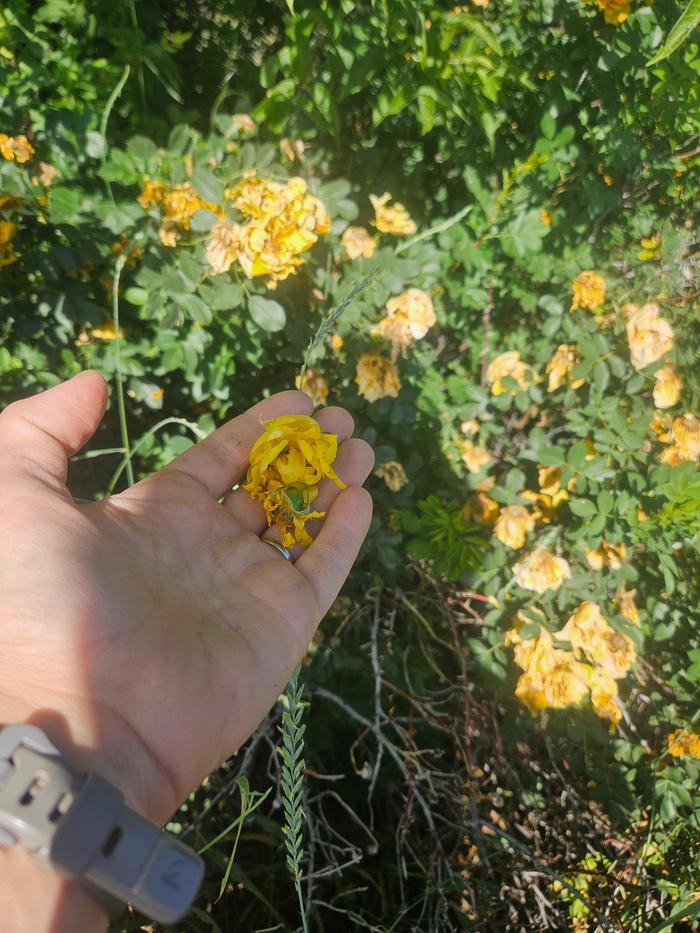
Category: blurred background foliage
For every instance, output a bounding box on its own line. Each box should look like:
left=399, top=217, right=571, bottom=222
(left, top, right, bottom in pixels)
left=2, top=0, right=700, bottom=929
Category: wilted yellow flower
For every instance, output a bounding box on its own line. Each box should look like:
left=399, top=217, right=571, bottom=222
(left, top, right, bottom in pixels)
left=31, top=162, right=59, bottom=187
left=617, top=588, right=640, bottom=626
left=232, top=113, right=257, bottom=135
left=370, top=192, right=417, bottom=236
left=486, top=351, right=531, bottom=396
left=295, top=369, right=329, bottom=408
left=571, top=271, right=605, bottom=311
left=242, top=414, right=345, bottom=548
left=596, top=0, right=632, bottom=26
left=341, top=225, right=375, bottom=260
left=512, top=629, right=589, bottom=714
left=373, top=288, right=436, bottom=357
left=667, top=729, right=700, bottom=759
left=626, top=302, right=674, bottom=370
left=461, top=441, right=492, bottom=474
left=460, top=418, right=480, bottom=436
left=513, top=549, right=571, bottom=593
left=557, top=602, right=635, bottom=679
left=206, top=221, right=243, bottom=275
left=279, top=138, right=306, bottom=162
left=557, top=601, right=609, bottom=652
left=463, top=491, right=499, bottom=525
left=545, top=344, right=584, bottom=392
left=494, top=505, right=535, bottom=549
left=660, top=413, right=700, bottom=464
left=539, top=208, right=552, bottom=225
left=650, top=410, right=672, bottom=439
left=355, top=353, right=401, bottom=402
left=653, top=363, right=682, bottom=409
left=520, top=490, right=556, bottom=525
left=586, top=539, right=626, bottom=570
left=0, top=133, right=34, bottom=163
left=375, top=461, right=408, bottom=491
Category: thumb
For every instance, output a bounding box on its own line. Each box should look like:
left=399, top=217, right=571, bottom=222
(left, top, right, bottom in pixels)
left=0, top=370, right=108, bottom=490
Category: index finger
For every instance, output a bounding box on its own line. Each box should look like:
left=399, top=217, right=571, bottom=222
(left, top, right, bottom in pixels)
left=294, top=486, right=373, bottom=618
left=161, top=390, right=314, bottom=498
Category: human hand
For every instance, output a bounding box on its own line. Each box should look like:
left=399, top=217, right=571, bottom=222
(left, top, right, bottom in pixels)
left=0, top=371, right=373, bottom=928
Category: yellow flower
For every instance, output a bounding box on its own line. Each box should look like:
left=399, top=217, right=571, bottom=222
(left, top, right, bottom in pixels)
left=295, top=369, right=329, bottom=408
left=626, top=302, right=674, bottom=370
left=375, top=461, right=408, bottom=491
left=653, top=363, right=682, bottom=409
left=589, top=668, right=621, bottom=729
left=539, top=208, right=552, bottom=225
left=0, top=218, right=17, bottom=267
left=355, top=353, right=401, bottom=402
left=138, top=177, right=166, bottom=210
left=461, top=441, right=492, bottom=474
left=617, top=588, right=640, bottom=626
left=206, top=221, right=243, bottom=275
left=341, top=225, right=375, bottom=260
left=512, top=629, right=589, bottom=714
left=31, top=162, right=59, bottom=187
left=557, top=602, right=635, bottom=679
left=460, top=418, right=480, bottom=436
left=85, top=317, right=124, bottom=341
left=0, top=133, right=34, bottom=163
left=242, top=414, right=346, bottom=548
left=638, top=234, right=661, bottom=261
left=596, top=0, right=632, bottom=26
left=667, top=729, right=700, bottom=759
left=545, top=344, right=584, bottom=392
left=660, top=413, right=700, bottom=464
left=463, top=491, right=499, bottom=525
left=494, top=505, right=535, bottom=549
left=586, top=539, right=626, bottom=570
left=650, top=410, right=672, bottom=440
left=571, top=271, right=605, bottom=311
left=513, top=549, right=571, bottom=593
left=232, top=113, right=257, bottom=136
left=330, top=333, right=344, bottom=354
left=279, top=138, right=306, bottom=162
left=373, top=288, right=436, bottom=357
left=520, top=490, right=556, bottom=525
left=557, top=601, right=609, bottom=652
left=486, top=351, right=531, bottom=396
left=150, top=387, right=164, bottom=401
left=370, top=192, right=417, bottom=236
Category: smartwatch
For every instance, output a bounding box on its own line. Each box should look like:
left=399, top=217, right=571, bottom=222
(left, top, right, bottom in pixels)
left=0, top=724, right=204, bottom=924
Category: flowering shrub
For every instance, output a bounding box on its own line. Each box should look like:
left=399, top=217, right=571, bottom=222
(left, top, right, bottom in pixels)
left=2, top=0, right=700, bottom=927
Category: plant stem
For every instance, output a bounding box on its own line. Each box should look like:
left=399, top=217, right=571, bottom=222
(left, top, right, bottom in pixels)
left=112, top=254, right=134, bottom=488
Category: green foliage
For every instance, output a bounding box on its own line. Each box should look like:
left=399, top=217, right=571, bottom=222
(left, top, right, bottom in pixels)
left=397, top=496, right=488, bottom=580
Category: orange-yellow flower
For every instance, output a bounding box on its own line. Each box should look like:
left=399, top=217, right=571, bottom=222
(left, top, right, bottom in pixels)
left=243, top=414, right=345, bottom=548
left=539, top=209, right=552, bottom=225
left=341, top=225, right=375, bottom=260
left=513, top=549, right=571, bottom=593
left=375, top=461, right=408, bottom=491
left=138, top=177, right=166, bottom=210
left=0, top=219, right=18, bottom=267
left=660, top=413, right=700, bottom=464
left=668, top=729, right=700, bottom=759
left=595, top=0, right=632, bottom=26
left=31, top=162, right=59, bottom=187
left=486, top=351, right=532, bottom=396
left=586, top=539, right=626, bottom=570
left=355, top=353, right=400, bottom=402
left=373, top=288, right=436, bottom=357
left=295, top=369, right=329, bottom=408
left=494, top=505, right=535, bottom=549
left=463, top=491, right=499, bottom=525
left=370, top=192, right=416, bottom=236
left=545, top=344, right=584, bottom=392
left=653, top=363, right=682, bottom=409
left=0, top=133, right=34, bottom=163
left=461, top=441, right=492, bottom=474
left=571, top=271, right=605, bottom=311
left=626, top=302, right=674, bottom=371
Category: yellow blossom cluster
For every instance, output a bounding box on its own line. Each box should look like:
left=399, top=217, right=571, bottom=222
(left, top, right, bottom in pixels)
left=138, top=178, right=224, bottom=247
left=507, top=601, right=636, bottom=727
left=372, top=288, right=437, bottom=360
left=375, top=461, right=408, bottom=491
left=355, top=353, right=401, bottom=402
left=571, top=271, right=605, bottom=311
left=295, top=369, right=329, bottom=408
left=667, top=729, right=700, bottom=759
left=485, top=350, right=533, bottom=396
left=341, top=225, right=375, bottom=260
left=0, top=133, right=34, bottom=164
left=595, top=0, right=632, bottom=26
left=624, top=302, right=674, bottom=371
left=545, top=344, right=584, bottom=392
left=370, top=192, right=416, bottom=236
left=243, top=414, right=345, bottom=548
left=206, top=172, right=330, bottom=286
left=658, top=413, right=700, bottom=465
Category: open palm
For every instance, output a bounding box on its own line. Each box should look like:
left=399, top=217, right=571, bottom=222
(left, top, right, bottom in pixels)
left=0, top=371, right=373, bottom=825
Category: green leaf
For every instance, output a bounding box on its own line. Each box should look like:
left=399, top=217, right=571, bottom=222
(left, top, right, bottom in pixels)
left=190, top=209, right=219, bottom=232
left=647, top=0, right=700, bottom=65
left=85, top=131, right=106, bottom=159
left=202, top=281, right=244, bottom=311
left=192, top=167, right=224, bottom=204
left=417, top=85, right=438, bottom=134
left=248, top=295, right=286, bottom=332
left=124, top=287, right=148, bottom=306
left=49, top=187, right=83, bottom=223
left=569, top=498, right=596, bottom=518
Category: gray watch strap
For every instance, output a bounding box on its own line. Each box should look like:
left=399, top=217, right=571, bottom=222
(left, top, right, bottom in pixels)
left=0, top=724, right=204, bottom=924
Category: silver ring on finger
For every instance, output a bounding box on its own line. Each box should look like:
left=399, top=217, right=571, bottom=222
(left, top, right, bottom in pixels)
left=264, top=539, right=292, bottom=561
